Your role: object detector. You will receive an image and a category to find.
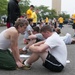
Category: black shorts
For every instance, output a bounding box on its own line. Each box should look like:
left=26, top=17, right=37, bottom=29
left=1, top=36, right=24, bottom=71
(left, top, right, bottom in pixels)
left=72, top=23, right=75, bottom=29
left=43, top=52, right=64, bottom=72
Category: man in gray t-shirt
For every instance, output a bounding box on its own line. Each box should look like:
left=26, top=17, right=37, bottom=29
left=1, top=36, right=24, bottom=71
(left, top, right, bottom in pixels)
left=19, top=26, right=45, bottom=54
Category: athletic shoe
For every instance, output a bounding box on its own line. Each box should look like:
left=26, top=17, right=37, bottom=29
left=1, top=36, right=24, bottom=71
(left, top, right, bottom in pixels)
left=21, top=65, right=31, bottom=70
left=16, top=65, right=31, bottom=70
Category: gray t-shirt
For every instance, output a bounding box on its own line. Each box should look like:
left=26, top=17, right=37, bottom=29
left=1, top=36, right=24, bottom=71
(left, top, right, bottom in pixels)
left=35, top=33, right=45, bottom=41
left=24, top=24, right=33, bottom=39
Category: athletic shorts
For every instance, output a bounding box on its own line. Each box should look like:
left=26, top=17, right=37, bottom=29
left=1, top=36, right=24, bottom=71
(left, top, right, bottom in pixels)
left=43, top=51, right=64, bottom=72
left=0, top=49, right=17, bottom=70
left=72, top=23, right=75, bottom=29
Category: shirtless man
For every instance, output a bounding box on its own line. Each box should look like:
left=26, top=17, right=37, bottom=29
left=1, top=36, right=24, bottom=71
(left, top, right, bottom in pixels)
left=0, top=18, right=28, bottom=70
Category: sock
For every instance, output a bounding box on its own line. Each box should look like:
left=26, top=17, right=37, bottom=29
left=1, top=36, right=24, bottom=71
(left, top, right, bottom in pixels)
left=22, top=46, right=27, bottom=51
left=24, top=59, right=30, bottom=66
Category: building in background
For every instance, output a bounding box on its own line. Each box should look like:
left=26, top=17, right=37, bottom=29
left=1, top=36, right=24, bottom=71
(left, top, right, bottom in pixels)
left=52, top=0, right=61, bottom=15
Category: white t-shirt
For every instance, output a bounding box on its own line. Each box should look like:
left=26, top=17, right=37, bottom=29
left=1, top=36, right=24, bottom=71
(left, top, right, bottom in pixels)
left=60, top=33, right=72, bottom=44
left=45, top=32, right=67, bottom=66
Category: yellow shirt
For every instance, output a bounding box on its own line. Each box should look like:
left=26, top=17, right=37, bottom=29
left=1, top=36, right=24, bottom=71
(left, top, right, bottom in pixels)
left=26, top=9, right=33, bottom=19
left=58, top=17, right=64, bottom=23
left=72, top=14, right=75, bottom=23
left=45, top=17, right=49, bottom=23
left=32, top=12, right=37, bottom=23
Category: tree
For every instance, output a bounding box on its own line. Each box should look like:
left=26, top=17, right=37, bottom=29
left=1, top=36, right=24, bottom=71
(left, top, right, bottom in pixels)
left=0, top=0, right=8, bottom=15
left=59, top=12, right=70, bottom=19
left=0, top=0, right=31, bottom=16
left=19, top=0, right=31, bottom=15
left=36, top=5, right=57, bottom=20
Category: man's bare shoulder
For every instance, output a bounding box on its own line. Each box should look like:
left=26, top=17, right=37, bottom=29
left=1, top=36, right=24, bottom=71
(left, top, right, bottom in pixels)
left=8, top=27, right=17, bottom=33
left=5, top=27, right=18, bottom=39
left=10, top=27, right=19, bottom=37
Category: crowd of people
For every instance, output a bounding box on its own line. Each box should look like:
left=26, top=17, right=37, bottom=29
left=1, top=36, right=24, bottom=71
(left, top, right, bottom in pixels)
left=0, top=0, right=75, bottom=73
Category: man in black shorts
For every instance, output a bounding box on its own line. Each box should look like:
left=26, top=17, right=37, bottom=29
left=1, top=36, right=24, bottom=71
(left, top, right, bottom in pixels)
left=23, top=25, right=67, bottom=72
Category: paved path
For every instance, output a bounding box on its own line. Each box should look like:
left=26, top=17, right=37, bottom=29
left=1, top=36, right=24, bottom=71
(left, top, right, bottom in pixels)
left=0, top=25, right=75, bottom=75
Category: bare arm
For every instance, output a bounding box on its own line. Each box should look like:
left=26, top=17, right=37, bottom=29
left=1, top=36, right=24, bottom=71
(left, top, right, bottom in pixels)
left=34, top=41, right=45, bottom=46
left=10, top=32, right=24, bottom=67
left=29, top=42, right=49, bottom=53
left=28, top=34, right=37, bottom=40
left=26, top=39, right=36, bottom=49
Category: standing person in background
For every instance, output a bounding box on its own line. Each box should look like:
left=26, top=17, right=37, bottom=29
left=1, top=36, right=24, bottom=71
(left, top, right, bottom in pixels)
left=45, top=17, right=49, bottom=25
left=0, top=18, right=28, bottom=70
left=71, top=14, right=75, bottom=37
left=7, top=0, right=21, bottom=28
left=32, top=9, right=39, bottom=27
left=58, top=16, right=64, bottom=29
left=26, top=5, right=34, bottom=23
left=52, top=18, right=57, bottom=29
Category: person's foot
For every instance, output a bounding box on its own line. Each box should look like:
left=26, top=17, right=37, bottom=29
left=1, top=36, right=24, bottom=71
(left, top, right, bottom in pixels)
left=21, top=65, right=31, bottom=70
left=23, top=60, right=31, bottom=70
left=16, top=60, right=30, bottom=70
left=19, top=48, right=27, bottom=54
left=16, top=65, right=31, bottom=70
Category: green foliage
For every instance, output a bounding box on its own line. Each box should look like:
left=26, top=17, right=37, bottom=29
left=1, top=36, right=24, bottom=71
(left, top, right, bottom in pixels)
left=19, top=0, right=30, bottom=14
left=0, top=0, right=30, bottom=16
left=35, top=5, right=57, bottom=20
left=59, top=12, right=70, bottom=20
left=35, top=5, right=70, bottom=21
left=20, top=0, right=30, bottom=6
left=0, top=0, right=70, bottom=21
left=0, top=0, right=8, bottom=15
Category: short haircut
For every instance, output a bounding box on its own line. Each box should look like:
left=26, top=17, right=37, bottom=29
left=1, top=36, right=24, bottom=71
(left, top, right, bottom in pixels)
left=33, top=26, right=40, bottom=33
left=30, top=5, right=34, bottom=8
left=40, top=25, right=53, bottom=32
left=55, top=27, right=61, bottom=34
left=27, top=18, right=33, bottom=24
left=14, top=18, right=28, bottom=29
